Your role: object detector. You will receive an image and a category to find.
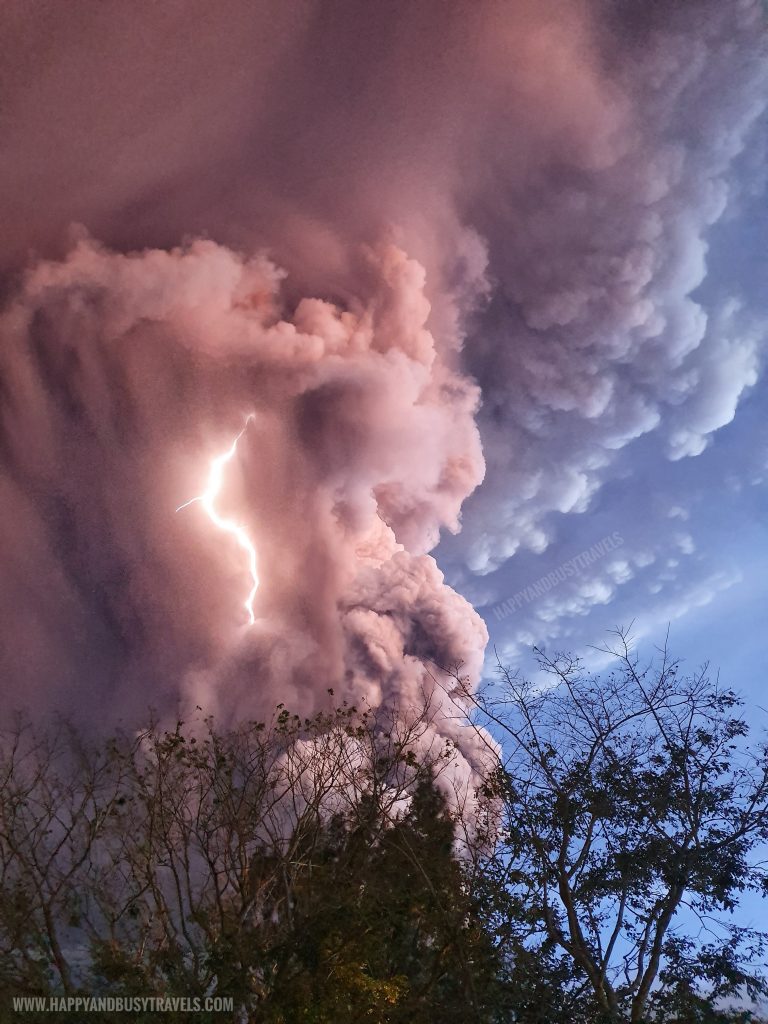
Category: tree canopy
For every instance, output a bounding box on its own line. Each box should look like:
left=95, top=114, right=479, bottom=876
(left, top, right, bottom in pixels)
left=1, top=633, right=767, bottom=1023
left=463, top=629, right=768, bottom=1023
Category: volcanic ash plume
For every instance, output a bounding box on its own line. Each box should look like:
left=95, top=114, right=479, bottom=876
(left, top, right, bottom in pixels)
left=1, top=0, right=766, bottom=786
left=0, top=236, right=487, bottom=764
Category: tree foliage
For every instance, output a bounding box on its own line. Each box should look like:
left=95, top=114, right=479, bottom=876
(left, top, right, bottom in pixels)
left=0, top=698, right=498, bottom=1023
left=1, top=631, right=768, bottom=1023
left=464, top=629, right=768, bottom=1023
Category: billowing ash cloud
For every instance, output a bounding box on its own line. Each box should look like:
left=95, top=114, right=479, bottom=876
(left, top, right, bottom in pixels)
left=0, top=238, right=486, bottom=750
left=0, top=0, right=766, bottom=759
left=450, top=0, right=768, bottom=576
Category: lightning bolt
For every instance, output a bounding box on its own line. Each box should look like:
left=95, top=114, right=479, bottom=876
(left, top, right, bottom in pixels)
left=177, top=415, right=259, bottom=625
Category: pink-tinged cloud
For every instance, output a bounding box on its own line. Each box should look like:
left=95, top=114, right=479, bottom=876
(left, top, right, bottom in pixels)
left=0, top=236, right=488, bottom=772
left=0, top=0, right=765, bottom=776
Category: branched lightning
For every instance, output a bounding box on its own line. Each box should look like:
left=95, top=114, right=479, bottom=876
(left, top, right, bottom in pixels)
left=177, top=415, right=259, bottom=625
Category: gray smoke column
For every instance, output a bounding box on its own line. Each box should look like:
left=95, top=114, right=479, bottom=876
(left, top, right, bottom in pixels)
left=0, top=0, right=765, bottom=776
